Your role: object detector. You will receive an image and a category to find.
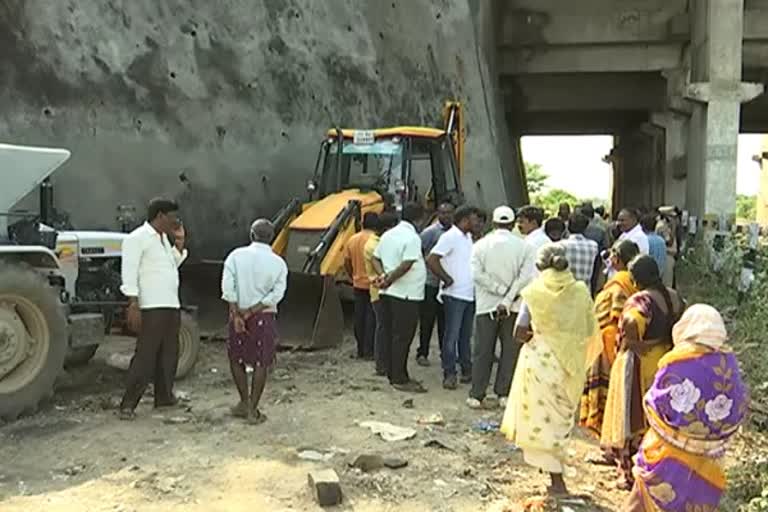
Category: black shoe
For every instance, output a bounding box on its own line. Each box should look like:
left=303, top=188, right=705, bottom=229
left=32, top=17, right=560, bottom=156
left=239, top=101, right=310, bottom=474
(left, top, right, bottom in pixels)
left=416, top=356, right=430, bottom=367
left=443, top=375, right=457, bottom=390
left=459, top=373, right=472, bottom=384
left=392, top=380, right=428, bottom=393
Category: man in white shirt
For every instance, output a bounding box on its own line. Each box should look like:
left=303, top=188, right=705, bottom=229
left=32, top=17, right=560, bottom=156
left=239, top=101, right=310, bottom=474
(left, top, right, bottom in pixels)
left=426, top=205, right=479, bottom=390
left=119, top=198, right=187, bottom=420
left=372, top=202, right=428, bottom=393
left=221, top=219, right=288, bottom=424
left=517, top=205, right=550, bottom=280
left=468, top=206, right=533, bottom=408
left=618, top=208, right=649, bottom=254
left=518, top=205, right=550, bottom=252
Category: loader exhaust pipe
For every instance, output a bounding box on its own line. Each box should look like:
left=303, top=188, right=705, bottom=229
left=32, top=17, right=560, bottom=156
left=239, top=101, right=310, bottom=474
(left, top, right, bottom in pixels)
left=39, top=178, right=53, bottom=225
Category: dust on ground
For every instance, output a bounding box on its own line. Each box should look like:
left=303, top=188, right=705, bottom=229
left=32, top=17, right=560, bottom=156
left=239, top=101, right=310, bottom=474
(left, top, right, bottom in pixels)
left=1, top=336, right=631, bottom=511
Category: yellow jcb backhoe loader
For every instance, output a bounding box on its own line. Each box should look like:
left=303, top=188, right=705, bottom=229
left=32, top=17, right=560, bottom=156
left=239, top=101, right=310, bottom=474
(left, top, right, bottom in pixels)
left=271, top=101, right=465, bottom=349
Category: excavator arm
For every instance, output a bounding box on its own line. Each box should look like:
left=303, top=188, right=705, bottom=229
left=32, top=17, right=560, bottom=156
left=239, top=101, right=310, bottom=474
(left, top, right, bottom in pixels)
left=443, top=101, right=464, bottom=180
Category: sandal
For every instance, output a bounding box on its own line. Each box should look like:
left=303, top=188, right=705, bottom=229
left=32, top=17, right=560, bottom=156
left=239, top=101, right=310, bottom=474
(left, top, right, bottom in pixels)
left=585, top=453, right=614, bottom=466
left=118, top=409, right=136, bottom=421
left=248, top=410, right=267, bottom=425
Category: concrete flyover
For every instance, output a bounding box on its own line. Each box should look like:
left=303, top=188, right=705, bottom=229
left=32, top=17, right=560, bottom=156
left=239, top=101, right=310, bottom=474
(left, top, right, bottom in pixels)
left=497, top=0, right=768, bottom=222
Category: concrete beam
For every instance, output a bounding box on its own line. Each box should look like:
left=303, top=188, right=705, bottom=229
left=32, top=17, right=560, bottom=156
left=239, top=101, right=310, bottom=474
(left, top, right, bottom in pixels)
left=498, top=43, right=684, bottom=74
left=501, top=72, right=666, bottom=112
left=506, top=110, right=649, bottom=136
left=685, top=82, right=764, bottom=103
left=499, top=1, right=689, bottom=47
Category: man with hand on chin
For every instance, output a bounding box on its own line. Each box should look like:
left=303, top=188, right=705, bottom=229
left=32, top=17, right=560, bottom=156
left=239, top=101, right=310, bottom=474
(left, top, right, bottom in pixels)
left=372, top=202, right=428, bottom=393
left=119, top=198, right=187, bottom=420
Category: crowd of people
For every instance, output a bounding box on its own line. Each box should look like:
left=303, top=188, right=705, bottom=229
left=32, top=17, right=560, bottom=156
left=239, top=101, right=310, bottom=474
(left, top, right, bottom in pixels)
left=344, top=199, right=749, bottom=509
left=118, top=196, right=749, bottom=511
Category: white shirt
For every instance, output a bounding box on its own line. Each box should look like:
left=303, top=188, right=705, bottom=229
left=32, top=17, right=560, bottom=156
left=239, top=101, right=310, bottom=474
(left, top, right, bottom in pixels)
left=221, top=242, right=288, bottom=312
left=619, top=223, right=650, bottom=255
left=430, top=225, right=475, bottom=302
left=120, top=222, right=188, bottom=309
left=374, top=221, right=426, bottom=301
left=471, top=229, right=533, bottom=315
left=525, top=227, right=551, bottom=254
left=522, top=226, right=552, bottom=280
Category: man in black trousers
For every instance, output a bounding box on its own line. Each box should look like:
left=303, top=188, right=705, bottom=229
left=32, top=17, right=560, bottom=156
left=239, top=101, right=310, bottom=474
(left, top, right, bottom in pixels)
left=416, top=202, right=454, bottom=366
left=372, top=202, right=428, bottom=393
left=119, top=198, right=187, bottom=420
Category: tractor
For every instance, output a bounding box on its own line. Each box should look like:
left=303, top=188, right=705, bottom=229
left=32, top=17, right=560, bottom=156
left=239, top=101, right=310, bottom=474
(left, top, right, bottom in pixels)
left=0, top=143, right=200, bottom=421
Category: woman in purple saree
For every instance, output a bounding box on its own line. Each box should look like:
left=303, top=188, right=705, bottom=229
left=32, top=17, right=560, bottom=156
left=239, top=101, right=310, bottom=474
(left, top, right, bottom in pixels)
left=624, top=304, right=749, bottom=511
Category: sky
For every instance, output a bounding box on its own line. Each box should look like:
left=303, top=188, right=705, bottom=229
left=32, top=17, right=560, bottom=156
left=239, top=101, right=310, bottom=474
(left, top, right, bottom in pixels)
left=520, top=134, right=765, bottom=200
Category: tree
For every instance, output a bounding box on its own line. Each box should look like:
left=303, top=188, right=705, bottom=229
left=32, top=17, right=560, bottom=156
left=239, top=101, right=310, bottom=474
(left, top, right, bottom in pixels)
left=535, top=188, right=579, bottom=218
left=736, top=195, right=756, bottom=221
left=525, top=162, right=548, bottom=196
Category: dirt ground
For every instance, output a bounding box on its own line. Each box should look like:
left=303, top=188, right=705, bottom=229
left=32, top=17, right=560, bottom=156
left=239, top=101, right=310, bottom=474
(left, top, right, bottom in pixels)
left=0, top=334, right=654, bottom=511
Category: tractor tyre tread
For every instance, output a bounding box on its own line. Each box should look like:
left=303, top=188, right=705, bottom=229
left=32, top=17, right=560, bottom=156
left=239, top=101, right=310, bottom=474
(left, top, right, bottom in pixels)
left=0, top=264, right=67, bottom=422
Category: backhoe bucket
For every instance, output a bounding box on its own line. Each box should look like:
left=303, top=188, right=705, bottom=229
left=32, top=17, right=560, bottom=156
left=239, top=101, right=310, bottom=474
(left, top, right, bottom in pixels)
left=277, top=273, right=345, bottom=350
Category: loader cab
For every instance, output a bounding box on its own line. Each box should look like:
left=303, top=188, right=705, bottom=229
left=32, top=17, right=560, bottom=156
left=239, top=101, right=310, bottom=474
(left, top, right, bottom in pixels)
left=310, top=127, right=462, bottom=212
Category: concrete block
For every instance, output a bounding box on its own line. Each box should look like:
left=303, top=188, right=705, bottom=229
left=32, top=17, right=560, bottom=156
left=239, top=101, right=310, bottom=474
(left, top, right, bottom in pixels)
left=308, top=469, right=342, bottom=507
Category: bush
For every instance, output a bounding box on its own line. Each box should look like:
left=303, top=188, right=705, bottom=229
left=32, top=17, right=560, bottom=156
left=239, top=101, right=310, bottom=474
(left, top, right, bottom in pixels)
left=677, top=237, right=768, bottom=510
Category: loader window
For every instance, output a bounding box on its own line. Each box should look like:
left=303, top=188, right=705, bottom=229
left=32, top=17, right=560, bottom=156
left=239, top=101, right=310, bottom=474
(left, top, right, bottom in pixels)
left=434, top=140, right=460, bottom=202
left=322, top=139, right=403, bottom=196
left=407, top=140, right=434, bottom=205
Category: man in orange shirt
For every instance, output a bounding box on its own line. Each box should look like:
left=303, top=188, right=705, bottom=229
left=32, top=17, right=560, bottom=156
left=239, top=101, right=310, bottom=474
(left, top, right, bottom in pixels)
left=345, top=212, right=379, bottom=359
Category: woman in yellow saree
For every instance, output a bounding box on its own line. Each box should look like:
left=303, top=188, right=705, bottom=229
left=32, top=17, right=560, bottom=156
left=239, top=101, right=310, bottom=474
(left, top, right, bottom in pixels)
left=600, top=255, right=684, bottom=489
left=501, top=244, right=602, bottom=495
left=579, top=240, right=640, bottom=437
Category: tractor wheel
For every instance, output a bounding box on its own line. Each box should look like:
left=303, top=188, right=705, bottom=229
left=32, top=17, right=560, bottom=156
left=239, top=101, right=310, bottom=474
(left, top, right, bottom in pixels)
left=0, top=264, right=67, bottom=421
left=64, top=345, right=99, bottom=368
left=175, top=311, right=200, bottom=380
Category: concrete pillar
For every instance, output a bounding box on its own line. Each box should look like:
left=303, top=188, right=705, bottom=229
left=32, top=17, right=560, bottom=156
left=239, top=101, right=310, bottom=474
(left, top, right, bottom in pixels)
left=652, top=69, right=692, bottom=208
left=652, top=111, right=689, bottom=207
left=610, top=125, right=665, bottom=210
left=685, top=0, right=764, bottom=222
